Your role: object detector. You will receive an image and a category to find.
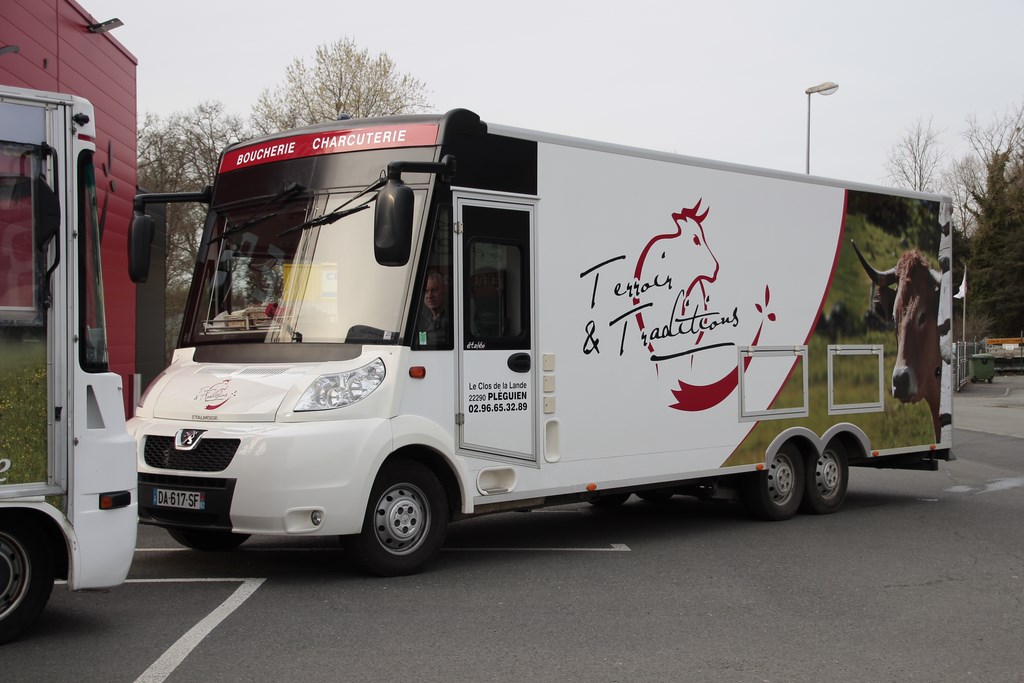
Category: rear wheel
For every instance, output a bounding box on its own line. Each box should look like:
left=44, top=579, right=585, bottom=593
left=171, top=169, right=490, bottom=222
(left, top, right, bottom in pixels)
left=801, top=441, right=849, bottom=514
left=0, top=517, right=55, bottom=644
left=350, top=460, right=448, bottom=577
left=588, top=493, right=631, bottom=508
left=741, top=446, right=805, bottom=521
left=167, top=528, right=250, bottom=551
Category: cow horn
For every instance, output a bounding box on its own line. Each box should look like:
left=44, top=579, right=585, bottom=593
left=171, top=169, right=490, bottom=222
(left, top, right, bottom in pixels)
left=930, top=269, right=942, bottom=286
left=851, top=240, right=897, bottom=286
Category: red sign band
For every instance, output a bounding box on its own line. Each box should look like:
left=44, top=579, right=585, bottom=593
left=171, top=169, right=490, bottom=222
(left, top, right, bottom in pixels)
left=219, top=123, right=439, bottom=173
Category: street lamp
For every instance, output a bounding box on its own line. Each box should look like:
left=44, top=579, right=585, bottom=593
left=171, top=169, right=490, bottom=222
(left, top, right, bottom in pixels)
left=805, top=81, right=839, bottom=174
left=86, top=18, right=123, bottom=33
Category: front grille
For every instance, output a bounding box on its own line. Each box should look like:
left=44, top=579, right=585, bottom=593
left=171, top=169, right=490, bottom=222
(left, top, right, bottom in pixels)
left=143, top=435, right=240, bottom=472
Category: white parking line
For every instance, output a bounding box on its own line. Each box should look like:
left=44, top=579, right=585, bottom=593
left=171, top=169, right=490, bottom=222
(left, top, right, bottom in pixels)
left=133, top=578, right=265, bottom=683
left=446, top=543, right=631, bottom=552
left=137, top=543, right=631, bottom=553
left=124, top=542, right=626, bottom=679
left=134, top=547, right=334, bottom=552
left=945, top=477, right=1024, bottom=495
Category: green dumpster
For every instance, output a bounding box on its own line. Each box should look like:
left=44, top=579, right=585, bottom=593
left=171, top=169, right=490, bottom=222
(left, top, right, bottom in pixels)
left=970, top=353, right=996, bottom=383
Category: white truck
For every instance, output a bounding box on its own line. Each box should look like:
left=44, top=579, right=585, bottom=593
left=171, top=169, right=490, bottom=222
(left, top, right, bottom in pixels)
left=0, top=86, right=137, bottom=643
left=127, top=109, right=954, bottom=576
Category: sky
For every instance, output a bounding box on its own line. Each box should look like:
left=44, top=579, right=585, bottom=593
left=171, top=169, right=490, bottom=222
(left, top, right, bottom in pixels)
left=82, top=0, right=1024, bottom=189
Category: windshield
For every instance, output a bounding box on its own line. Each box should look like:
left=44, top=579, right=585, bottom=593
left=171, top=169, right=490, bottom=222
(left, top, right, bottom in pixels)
left=184, top=189, right=424, bottom=346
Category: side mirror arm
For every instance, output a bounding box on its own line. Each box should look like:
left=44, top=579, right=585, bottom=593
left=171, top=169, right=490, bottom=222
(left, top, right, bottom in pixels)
left=384, top=155, right=456, bottom=182
left=133, top=185, right=212, bottom=213
left=129, top=185, right=213, bottom=284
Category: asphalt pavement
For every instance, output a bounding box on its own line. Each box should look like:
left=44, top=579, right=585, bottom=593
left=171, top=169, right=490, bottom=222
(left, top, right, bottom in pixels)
left=3, top=374, right=1023, bottom=682
left=954, top=373, right=1024, bottom=438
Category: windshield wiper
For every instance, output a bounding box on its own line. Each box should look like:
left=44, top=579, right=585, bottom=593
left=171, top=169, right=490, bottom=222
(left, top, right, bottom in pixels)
left=276, top=175, right=386, bottom=237
left=214, top=180, right=305, bottom=242
left=277, top=202, right=371, bottom=237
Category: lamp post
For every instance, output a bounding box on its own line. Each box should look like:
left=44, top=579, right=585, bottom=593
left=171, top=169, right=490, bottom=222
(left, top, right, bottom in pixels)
left=805, top=81, right=839, bottom=174
left=86, top=18, right=124, bottom=33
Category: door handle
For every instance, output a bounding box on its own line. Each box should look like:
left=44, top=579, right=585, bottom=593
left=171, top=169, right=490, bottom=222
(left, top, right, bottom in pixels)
left=507, top=353, right=531, bottom=373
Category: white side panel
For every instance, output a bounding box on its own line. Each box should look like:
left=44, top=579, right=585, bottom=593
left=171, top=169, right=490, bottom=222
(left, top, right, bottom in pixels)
left=396, top=349, right=457, bottom=447
left=536, top=142, right=845, bottom=473
left=68, top=362, right=138, bottom=589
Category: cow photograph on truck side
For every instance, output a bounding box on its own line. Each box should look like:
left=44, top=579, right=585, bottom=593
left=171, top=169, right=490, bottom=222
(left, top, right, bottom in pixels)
left=126, top=109, right=954, bottom=576
left=852, top=240, right=950, bottom=442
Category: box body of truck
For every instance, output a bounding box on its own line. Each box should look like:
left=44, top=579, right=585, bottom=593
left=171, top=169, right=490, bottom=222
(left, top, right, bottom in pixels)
left=1, top=85, right=137, bottom=642
left=128, top=109, right=953, bottom=574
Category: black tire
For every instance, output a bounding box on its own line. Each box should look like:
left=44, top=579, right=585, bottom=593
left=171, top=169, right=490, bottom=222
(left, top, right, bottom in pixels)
left=0, top=517, right=55, bottom=645
left=637, top=489, right=674, bottom=503
left=801, top=441, right=849, bottom=515
left=588, top=493, right=631, bottom=508
left=741, top=446, right=805, bottom=521
left=350, top=460, right=448, bottom=577
left=167, top=528, right=250, bottom=551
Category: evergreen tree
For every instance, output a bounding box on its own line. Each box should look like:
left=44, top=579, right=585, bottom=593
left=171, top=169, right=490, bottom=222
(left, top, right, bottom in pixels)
left=968, top=146, right=1024, bottom=335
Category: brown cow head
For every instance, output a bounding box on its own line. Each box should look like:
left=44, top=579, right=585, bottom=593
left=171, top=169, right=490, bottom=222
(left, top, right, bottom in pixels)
left=852, top=241, right=942, bottom=440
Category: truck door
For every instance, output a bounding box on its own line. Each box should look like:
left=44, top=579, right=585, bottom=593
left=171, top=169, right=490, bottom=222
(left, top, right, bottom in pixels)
left=0, top=103, right=66, bottom=499
left=454, top=193, right=536, bottom=460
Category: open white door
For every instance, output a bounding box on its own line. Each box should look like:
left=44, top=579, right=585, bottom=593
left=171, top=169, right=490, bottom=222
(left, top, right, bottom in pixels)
left=454, top=193, right=536, bottom=460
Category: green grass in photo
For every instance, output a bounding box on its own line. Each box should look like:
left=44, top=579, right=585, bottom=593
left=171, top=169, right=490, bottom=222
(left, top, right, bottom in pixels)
left=0, top=337, right=49, bottom=486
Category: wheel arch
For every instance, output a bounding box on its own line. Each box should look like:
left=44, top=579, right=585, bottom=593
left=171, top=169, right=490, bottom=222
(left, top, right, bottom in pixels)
left=821, top=422, right=871, bottom=462
left=763, top=423, right=870, bottom=468
left=0, top=506, right=71, bottom=581
left=382, top=445, right=464, bottom=522
left=764, top=427, right=822, bottom=468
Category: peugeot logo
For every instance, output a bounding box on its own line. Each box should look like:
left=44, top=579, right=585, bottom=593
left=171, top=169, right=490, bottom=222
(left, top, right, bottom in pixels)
left=174, top=429, right=206, bottom=451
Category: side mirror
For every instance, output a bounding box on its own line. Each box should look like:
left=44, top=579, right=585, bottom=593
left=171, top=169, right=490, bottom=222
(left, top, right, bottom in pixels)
left=33, top=176, right=61, bottom=250
left=128, top=212, right=154, bottom=283
left=373, top=178, right=414, bottom=267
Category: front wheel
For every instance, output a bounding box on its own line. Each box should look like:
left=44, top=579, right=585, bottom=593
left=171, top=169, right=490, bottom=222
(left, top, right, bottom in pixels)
left=349, top=460, right=448, bottom=577
left=167, top=528, right=250, bottom=551
left=637, top=489, right=674, bottom=503
left=741, top=446, right=805, bottom=521
left=801, top=442, right=849, bottom=515
left=0, top=517, right=55, bottom=644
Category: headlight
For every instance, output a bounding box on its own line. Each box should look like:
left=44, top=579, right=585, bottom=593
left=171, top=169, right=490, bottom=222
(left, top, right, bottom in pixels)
left=295, top=358, right=386, bottom=412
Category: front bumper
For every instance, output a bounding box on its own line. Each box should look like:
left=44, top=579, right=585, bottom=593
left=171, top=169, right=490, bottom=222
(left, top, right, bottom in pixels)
left=131, top=417, right=393, bottom=537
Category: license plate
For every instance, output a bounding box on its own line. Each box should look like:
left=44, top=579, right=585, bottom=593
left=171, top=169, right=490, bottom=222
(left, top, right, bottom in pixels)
left=153, top=488, right=206, bottom=510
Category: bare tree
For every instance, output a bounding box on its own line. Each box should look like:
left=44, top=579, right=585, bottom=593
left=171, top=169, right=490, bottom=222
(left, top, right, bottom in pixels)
left=960, top=309, right=996, bottom=343
left=953, top=101, right=1024, bottom=236
left=941, top=154, right=984, bottom=236
left=963, top=102, right=1024, bottom=163
left=250, top=38, right=430, bottom=136
left=137, top=102, right=250, bottom=357
left=885, top=117, right=946, bottom=192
